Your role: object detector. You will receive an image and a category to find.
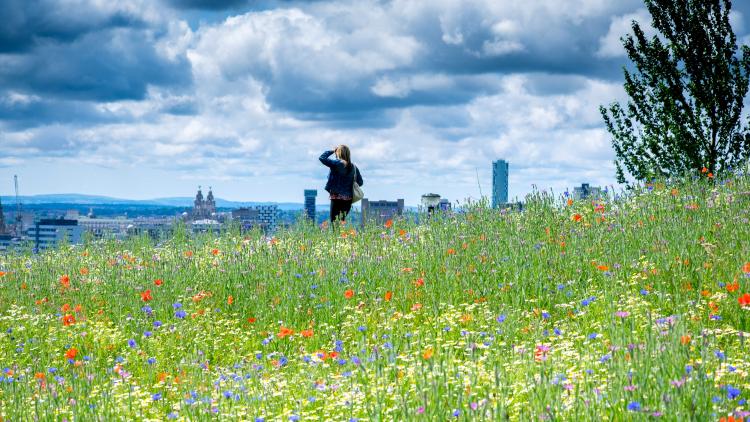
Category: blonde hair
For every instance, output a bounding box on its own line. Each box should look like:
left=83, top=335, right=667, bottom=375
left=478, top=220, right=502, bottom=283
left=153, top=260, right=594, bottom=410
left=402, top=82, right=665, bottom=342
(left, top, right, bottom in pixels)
left=335, top=145, right=352, bottom=168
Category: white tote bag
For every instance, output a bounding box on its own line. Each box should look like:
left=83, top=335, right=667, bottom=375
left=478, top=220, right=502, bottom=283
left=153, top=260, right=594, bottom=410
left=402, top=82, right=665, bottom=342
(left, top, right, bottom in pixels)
left=352, top=165, right=364, bottom=203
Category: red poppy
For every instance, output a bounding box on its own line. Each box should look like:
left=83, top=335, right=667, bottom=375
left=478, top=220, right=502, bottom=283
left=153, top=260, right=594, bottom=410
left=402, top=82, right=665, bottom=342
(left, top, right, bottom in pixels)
left=411, top=303, right=422, bottom=311
left=567, top=198, right=573, bottom=206
left=64, top=347, right=77, bottom=360
left=277, top=326, right=294, bottom=338
left=422, top=347, right=434, bottom=360
left=384, top=219, right=393, bottom=229
left=344, top=289, right=354, bottom=299
left=61, top=303, right=70, bottom=312
left=141, top=289, right=153, bottom=302
left=301, top=329, right=314, bottom=338
left=227, top=295, right=234, bottom=305
left=414, top=278, right=425, bottom=287
left=597, top=265, right=609, bottom=272
left=743, top=263, right=750, bottom=274
left=701, top=167, right=708, bottom=174
left=62, top=314, right=76, bottom=326
left=727, top=282, right=740, bottom=293
left=739, top=293, right=750, bottom=307
left=79, top=267, right=89, bottom=276
left=211, top=249, right=219, bottom=256
left=60, top=275, right=70, bottom=289
left=384, top=291, right=393, bottom=302
left=572, top=214, right=582, bottom=222
left=247, top=317, right=257, bottom=324
left=154, top=279, right=163, bottom=286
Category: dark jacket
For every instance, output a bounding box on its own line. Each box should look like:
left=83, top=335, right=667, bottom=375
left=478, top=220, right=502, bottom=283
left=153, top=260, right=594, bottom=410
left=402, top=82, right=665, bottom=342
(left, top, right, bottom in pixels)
left=319, top=150, right=364, bottom=197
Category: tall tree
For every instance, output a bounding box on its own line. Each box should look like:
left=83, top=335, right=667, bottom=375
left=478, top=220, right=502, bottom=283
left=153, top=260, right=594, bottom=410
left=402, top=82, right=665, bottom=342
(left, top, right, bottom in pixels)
left=601, top=0, right=750, bottom=183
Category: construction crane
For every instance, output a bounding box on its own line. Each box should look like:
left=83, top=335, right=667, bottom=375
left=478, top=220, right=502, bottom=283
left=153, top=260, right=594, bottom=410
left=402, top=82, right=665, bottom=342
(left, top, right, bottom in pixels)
left=14, top=175, right=22, bottom=233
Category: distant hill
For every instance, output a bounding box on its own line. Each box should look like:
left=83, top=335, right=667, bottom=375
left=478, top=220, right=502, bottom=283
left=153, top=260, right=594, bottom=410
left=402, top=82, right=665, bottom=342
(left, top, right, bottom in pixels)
left=0, top=194, right=308, bottom=211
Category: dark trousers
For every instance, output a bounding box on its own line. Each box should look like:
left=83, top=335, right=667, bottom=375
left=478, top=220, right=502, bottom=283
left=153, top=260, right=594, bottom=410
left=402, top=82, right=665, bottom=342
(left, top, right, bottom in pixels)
left=330, top=199, right=352, bottom=223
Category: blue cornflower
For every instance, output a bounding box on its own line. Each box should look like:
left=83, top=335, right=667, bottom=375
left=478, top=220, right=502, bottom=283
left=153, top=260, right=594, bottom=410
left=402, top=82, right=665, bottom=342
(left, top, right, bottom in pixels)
left=358, top=326, right=366, bottom=332
left=175, top=310, right=186, bottom=319
left=685, top=365, right=693, bottom=374
left=127, top=339, right=137, bottom=349
left=553, top=327, right=562, bottom=336
left=173, top=302, right=182, bottom=309
left=147, top=357, right=156, bottom=365
left=588, top=333, right=598, bottom=340
left=640, top=289, right=649, bottom=295
left=600, top=354, right=611, bottom=363
left=142, top=305, right=152, bottom=314
left=153, top=393, right=162, bottom=401
left=715, top=350, right=726, bottom=360
left=496, top=314, right=506, bottom=323
left=153, top=320, right=163, bottom=328
left=452, top=409, right=460, bottom=417
left=223, top=390, right=233, bottom=399
left=541, top=312, right=550, bottom=319
left=144, top=331, right=152, bottom=338
left=557, top=284, right=565, bottom=290
left=627, top=401, right=641, bottom=411
left=279, top=356, right=288, bottom=366
left=727, top=385, right=741, bottom=400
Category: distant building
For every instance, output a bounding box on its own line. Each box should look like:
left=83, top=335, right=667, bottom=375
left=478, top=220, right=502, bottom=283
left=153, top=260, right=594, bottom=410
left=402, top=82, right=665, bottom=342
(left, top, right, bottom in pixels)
left=0, top=234, right=14, bottom=252
left=232, top=205, right=278, bottom=232
left=192, top=219, right=221, bottom=234
left=77, top=216, right=131, bottom=239
left=192, top=186, right=216, bottom=220
left=573, top=183, right=603, bottom=201
left=0, top=196, right=6, bottom=234
left=361, top=198, right=404, bottom=226
left=492, top=160, right=509, bottom=208
left=126, top=218, right=175, bottom=240
left=421, top=193, right=442, bottom=213
left=304, top=190, right=317, bottom=221
left=27, top=218, right=83, bottom=250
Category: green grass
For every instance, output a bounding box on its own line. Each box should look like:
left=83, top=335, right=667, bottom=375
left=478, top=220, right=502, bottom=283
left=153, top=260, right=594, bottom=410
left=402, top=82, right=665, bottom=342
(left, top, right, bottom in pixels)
left=0, top=171, right=749, bottom=421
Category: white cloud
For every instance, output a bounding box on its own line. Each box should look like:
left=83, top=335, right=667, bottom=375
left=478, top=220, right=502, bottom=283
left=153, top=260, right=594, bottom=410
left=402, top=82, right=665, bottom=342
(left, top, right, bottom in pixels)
left=597, top=9, right=653, bottom=58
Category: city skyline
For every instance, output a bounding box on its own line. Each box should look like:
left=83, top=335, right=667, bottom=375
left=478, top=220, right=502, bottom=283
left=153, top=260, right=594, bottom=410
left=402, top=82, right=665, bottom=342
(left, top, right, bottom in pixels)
left=3, top=1, right=750, bottom=203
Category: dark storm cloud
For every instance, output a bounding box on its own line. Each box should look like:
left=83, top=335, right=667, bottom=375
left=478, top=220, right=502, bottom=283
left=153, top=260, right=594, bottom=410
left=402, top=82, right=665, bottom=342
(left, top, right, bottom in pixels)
left=0, top=94, right=122, bottom=130
left=166, top=0, right=249, bottom=10
left=0, top=0, right=194, bottom=129
left=0, top=29, right=192, bottom=102
left=0, top=0, right=147, bottom=53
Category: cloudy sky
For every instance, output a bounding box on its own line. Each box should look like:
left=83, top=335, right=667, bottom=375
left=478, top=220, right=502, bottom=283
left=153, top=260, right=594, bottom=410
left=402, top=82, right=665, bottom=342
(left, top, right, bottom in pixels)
left=2, top=0, right=750, bottom=205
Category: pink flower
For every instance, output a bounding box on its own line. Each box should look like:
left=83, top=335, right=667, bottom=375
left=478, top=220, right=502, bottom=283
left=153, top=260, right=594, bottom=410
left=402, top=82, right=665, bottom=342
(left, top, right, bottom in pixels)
left=615, top=311, right=630, bottom=318
left=417, top=407, right=425, bottom=414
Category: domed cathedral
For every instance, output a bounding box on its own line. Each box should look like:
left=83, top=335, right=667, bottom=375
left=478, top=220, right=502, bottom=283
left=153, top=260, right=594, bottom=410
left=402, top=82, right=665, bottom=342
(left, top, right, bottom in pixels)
left=192, top=186, right=217, bottom=220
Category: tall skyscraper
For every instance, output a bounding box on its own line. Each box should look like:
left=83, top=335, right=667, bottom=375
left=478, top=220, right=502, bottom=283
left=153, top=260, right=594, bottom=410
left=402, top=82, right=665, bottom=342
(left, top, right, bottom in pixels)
left=304, top=190, right=317, bottom=221
left=492, top=160, right=509, bottom=208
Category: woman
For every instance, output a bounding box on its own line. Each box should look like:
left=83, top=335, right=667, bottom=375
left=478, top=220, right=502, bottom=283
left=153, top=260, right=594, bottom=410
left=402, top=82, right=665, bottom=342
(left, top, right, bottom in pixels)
left=319, top=145, right=364, bottom=223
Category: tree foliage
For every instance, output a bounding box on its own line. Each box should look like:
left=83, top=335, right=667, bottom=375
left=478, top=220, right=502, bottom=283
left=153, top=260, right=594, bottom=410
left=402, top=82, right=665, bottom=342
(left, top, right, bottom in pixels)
left=601, top=0, right=750, bottom=183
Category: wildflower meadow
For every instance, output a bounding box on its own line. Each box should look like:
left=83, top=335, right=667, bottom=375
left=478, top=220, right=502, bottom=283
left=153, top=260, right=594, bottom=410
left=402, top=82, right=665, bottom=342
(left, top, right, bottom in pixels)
left=1, top=171, right=749, bottom=421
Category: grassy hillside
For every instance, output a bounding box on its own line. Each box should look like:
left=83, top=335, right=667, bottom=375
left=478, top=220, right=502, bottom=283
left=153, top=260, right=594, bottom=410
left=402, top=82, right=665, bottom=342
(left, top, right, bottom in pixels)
left=0, top=170, right=749, bottom=420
